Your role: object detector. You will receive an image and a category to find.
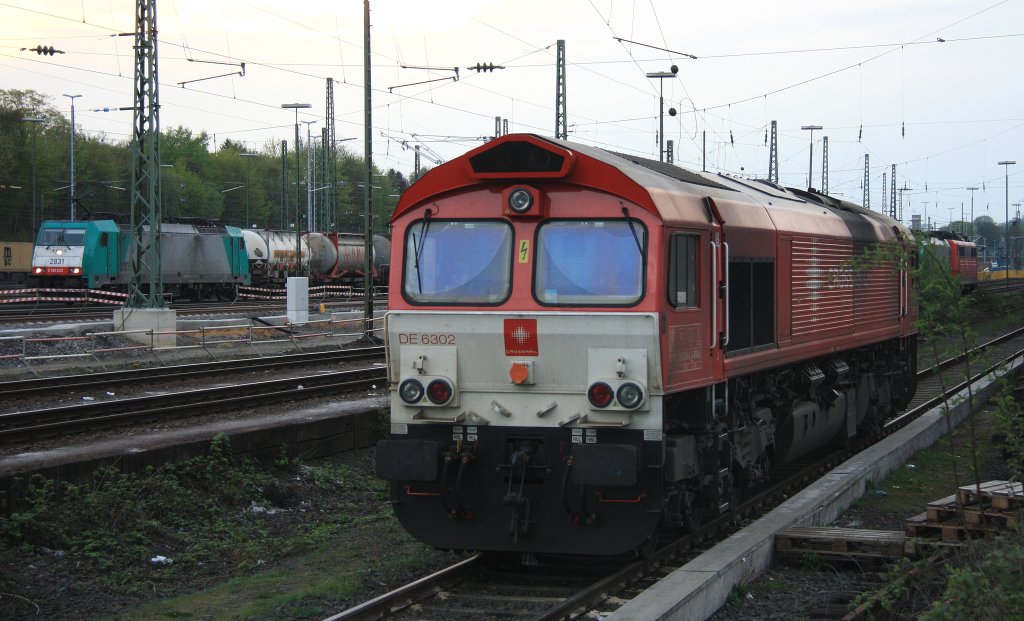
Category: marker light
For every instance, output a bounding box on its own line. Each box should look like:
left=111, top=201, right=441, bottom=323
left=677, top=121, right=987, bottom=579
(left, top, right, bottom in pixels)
left=508, top=188, right=534, bottom=213
left=426, top=379, right=454, bottom=405
left=509, top=362, right=529, bottom=385
left=398, top=378, right=424, bottom=404
left=616, top=382, right=644, bottom=409
left=587, top=382, right=614, bottom=408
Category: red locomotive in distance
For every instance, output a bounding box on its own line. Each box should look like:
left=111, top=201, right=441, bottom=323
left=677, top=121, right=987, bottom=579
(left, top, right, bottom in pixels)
left=376, top=134, right=918, bottom=557
left=924, top=232, right=978, bottom=293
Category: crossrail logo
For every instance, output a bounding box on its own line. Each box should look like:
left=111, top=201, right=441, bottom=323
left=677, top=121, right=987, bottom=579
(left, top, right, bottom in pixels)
left=504, top=318, right=538, bottom=356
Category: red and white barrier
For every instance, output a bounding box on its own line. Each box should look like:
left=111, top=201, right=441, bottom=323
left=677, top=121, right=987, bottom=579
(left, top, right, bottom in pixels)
left=0, top=288, right=129, bottom=305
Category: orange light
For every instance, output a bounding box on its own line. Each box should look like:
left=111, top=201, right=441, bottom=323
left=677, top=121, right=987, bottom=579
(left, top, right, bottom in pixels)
left=509, top=362, right=529, bottom=384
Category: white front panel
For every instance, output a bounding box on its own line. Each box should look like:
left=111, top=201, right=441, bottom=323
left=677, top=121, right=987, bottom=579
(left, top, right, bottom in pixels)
left=388, top=311, right=663, bottom=430
left=31, top=246, right=84, bottom=272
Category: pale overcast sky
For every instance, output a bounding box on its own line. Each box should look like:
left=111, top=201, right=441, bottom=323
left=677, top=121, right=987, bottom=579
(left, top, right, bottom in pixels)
left=2, top=0, right=1022, bottom=228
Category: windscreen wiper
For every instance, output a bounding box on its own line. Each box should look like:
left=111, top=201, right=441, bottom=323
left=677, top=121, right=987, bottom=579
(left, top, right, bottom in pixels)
left=621, top=206, right=647, bottom=272
left=412, top=208, right=433, bottom=293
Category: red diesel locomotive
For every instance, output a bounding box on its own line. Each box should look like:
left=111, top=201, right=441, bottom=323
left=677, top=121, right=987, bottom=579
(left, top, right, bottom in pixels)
left=376, top=134, right=917, bottom=557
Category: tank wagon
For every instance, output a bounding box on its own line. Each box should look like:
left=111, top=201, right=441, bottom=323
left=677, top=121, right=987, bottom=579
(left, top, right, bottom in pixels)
left=31, top=219, right=249, bottom=299
left=376, top=134, right=918, bottom=557
left=240, top=229, right=390, bottom=286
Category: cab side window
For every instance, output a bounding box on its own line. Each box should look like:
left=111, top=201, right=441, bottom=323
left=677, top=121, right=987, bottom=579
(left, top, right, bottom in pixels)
left=668, top=233, right=698, bottom=308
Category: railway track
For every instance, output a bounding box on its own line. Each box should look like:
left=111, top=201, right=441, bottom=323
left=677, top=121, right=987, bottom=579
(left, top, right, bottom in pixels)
left=324, top=327, right=1024, bottom=621
left=0, top=346, right=384, bottom=399
left=0, top=296, right=387, bottom=324
left=0, top=349, right=387, bottom=443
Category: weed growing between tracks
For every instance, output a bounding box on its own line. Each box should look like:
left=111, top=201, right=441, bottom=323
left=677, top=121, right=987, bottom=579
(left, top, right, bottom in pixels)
left=0, top=434, right=457, bottom=620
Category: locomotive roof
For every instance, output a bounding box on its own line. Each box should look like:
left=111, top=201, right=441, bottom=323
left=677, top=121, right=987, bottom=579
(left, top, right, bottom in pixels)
left=395, top=134, right=909, bottom=243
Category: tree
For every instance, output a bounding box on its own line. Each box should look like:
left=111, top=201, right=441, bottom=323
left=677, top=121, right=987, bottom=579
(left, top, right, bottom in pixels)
left=0, top=89, right=69, bottom=238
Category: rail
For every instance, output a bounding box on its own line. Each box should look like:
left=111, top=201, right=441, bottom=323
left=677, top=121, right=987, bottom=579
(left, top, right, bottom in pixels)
left=0, top=284, right=388, bottom=305
left=0, top=313, right=385, bottom=370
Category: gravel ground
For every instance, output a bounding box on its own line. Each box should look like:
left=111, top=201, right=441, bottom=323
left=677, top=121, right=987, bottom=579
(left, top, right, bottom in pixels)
left=2, top=302, right=1020, bottom=620
left=0, top=311, right=388, bottom=459
left=710, top=404, right=1017, bottom=621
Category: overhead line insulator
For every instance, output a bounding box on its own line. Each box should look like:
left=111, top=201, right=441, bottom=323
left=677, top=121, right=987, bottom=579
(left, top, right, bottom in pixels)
left=22, top=45, right=64, bottom=56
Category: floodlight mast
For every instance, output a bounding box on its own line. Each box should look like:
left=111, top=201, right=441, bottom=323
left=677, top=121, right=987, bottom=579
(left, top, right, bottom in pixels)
left=998, top=160, right=1016, bottom=286
left=281, top=103, right=312, bottom=276
left=801, top=125, right=823, bottom=190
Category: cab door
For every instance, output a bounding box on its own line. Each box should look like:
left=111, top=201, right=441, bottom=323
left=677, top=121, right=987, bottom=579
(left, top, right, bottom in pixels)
left=663, top=226, right=722, bottom=391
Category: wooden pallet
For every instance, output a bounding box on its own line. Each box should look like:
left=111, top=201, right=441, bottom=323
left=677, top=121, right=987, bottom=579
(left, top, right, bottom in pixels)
left=927, top=500, right=1021, bottom=529
left=956, top=480, right=1023, bottom=509
left=776, top=526, right=909, bottom=560
left=905, top=511, right=1001, bottom=542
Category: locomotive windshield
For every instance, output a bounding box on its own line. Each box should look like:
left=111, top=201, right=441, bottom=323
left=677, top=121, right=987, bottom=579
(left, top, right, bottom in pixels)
left=535, top=219, right=646, bottom=305
left=37, top=227, right=86, bottom=247
left=403, top=219, right=513, bottom=304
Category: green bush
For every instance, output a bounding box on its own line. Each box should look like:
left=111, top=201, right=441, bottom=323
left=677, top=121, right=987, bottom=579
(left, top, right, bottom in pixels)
left=0, top=434, right=276, bottom=587
left=919, top=532, right=1024, bottom=621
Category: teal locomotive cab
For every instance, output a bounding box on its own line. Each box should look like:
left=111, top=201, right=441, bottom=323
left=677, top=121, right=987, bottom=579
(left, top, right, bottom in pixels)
left=80, top=220, right=122, bottom=288
left=223, top=226, right=252, bottom=285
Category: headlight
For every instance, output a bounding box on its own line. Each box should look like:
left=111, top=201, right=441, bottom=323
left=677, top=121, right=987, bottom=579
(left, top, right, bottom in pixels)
left=426, top=379, right=453, bottom=405
left=398, top=379, right=424, bottom=404
left=508, top=188, right=534, bottom=213
left=71, top=268, right=81, bottom=275
left=34, top=267, right=43, bottom=274
left=616, top=382, right=644, bottom=409
left=587, top=382, right=614, bottom=408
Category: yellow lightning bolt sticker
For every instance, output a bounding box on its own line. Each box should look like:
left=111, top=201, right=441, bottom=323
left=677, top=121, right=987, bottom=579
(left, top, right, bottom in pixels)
left=518, top=240, right=530, bottom=263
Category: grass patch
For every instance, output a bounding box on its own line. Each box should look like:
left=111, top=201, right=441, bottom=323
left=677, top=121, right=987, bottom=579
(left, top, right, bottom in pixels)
left=0, top=435, right=457, bottom=620
left=856, top=408, right=1002, bottom=514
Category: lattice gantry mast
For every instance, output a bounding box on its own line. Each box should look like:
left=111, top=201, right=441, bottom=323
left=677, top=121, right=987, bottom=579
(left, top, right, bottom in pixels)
left=821, top=136, right=829, bottom=195
left=863, top=154, right=870, bottom=209
left=325, top=77, right=336, bottom=230
left=128, top=0, right=162, bottom=308
left=890, top=164, right=897, bottom=220
left=555, top=39, right=567, bottom=140
left=768, top=120, right=778, bottom=184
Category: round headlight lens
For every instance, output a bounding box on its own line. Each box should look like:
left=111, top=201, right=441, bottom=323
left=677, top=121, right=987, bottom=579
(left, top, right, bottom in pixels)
left=426, top=379, right=453, bottom=405
left=508, top=188, right=534, bottom=213
left=588, top=382, right=614, bottom=408
left=616, top=382, right=644, bottom=409
left=398, top=379, right=424, bottom=404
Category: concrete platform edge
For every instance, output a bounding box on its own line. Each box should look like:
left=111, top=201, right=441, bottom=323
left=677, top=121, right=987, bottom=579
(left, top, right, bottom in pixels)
left=607, top=357, right=1024, bottom=621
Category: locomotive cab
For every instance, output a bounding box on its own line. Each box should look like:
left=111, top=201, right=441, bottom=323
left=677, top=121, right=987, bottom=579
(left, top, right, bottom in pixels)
left=378, top=134, right=918, bottom=557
